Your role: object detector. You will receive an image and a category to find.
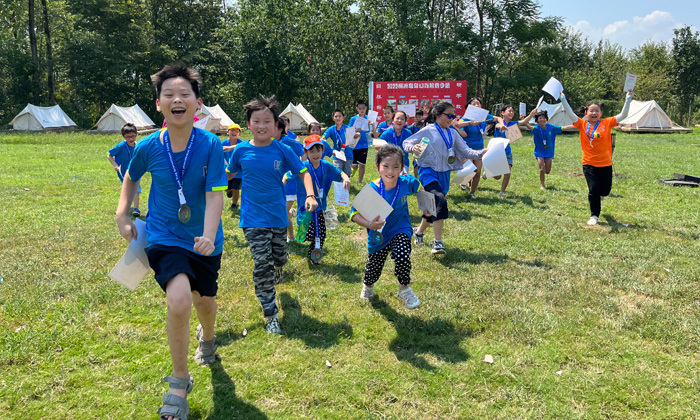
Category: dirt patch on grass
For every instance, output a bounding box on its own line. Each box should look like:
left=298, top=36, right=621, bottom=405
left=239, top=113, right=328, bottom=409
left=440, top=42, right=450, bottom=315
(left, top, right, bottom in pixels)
left=567, top=171, right=584, bottom=178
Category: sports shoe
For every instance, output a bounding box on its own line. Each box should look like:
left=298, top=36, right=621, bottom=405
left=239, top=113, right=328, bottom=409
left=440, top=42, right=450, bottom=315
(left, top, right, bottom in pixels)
left=470, top=193, right=476, bottom=199
left=132, top=208, right=141, bottom=218
left=431, top=240, right=445, bottom=255
left=540, top=186, right=546, bottom=190
left=265, top=317, right=282, bottom=334
left=230, top=203, right=237, bottom=210
left=498, top=191, right=507, bottom=198
left=587, top=216, right=599, bottom=226
left=360, top=284, right=374, bottom=300
left=482, top=172, right=487, bottom=180
left=398, top=287, right=421, bottom=309
left=460, top=184, right=467, bottom=191
left=413, top=228, right=424, bottom=246
left=226, top=190, right=233, bottom=198
left=273, top=265, right=284, bottom=284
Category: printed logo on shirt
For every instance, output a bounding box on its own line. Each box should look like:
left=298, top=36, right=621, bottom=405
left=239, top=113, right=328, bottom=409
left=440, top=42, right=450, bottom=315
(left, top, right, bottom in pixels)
left=401, top=196, right=407, bottom=204
left=203, top=166, right=207, bottom=176
left=274, top=160, right=282, bottom=169
left=599, top=126, right=606, bottom=133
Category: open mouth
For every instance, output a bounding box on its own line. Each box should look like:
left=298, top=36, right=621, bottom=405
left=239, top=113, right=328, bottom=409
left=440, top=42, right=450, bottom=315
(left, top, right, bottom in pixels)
left=171, top=107, right=186, bottom=117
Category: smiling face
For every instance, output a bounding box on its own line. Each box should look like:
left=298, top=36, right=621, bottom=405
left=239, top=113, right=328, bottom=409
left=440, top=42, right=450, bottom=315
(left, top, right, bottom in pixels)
left=436, top=106, right=456, bottom=128
left=377, top=155, right=402, bottom=187
left=536, top=115, right=548, bottom=126
left=501, top=106, right=514, bottom=122
left=383, top=108, right=393, bottom=122
left=392, top=112, right=406, bottom=131
left=122, top=132, right=137, bottom=147
left=156, top=77, right=202, bottom=128
left=586, top=104, right=602, bottom=122
left=332, top=111, right=344, bottom=127
left=356, top=103, right=367, bottom=116
left=470, top=98, right=482, bottom=108
left=306, top=144, right=324, bottom=165
left=247, top=108, right=276, bottom=142
left=309, top=124, right=321, bottom=136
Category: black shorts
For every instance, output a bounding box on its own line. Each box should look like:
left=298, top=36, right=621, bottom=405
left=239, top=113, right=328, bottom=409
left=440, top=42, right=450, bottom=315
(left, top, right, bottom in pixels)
left=352, top=148, right=368, bottom=165
left=421, top=181, right=449, bottom=222
left=146, top=244, right=221, bottom=296
left=228, top=178, right=242, bottom=190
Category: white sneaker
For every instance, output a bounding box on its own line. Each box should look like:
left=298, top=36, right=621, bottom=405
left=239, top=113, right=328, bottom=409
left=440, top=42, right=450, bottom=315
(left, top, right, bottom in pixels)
left=540, top=186, right=546, bottom=190
left=498, top=191, right=507, bottom=198
left=360, top=284, right=374, bottom=300
left=470, top=193, right=476, bottom=199
left=587, top=216, right=599, bottom=226
left=398, top=287, right=421, bottom=309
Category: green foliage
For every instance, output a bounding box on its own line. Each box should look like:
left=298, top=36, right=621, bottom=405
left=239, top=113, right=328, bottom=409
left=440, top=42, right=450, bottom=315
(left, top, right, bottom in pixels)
left=671, top=26, right=700, bottom=124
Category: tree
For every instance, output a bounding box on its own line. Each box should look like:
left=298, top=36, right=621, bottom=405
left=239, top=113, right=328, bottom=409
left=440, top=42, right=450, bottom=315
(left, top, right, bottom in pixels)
left=671, top=26, right=700, bottom=125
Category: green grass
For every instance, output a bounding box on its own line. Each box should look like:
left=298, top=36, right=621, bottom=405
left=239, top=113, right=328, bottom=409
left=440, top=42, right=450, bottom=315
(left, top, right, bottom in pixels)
left=1, top=129, right=699, bottom=419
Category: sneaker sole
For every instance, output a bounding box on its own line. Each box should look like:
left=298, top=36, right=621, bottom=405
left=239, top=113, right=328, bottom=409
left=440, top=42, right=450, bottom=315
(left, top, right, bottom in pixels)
left=431, top=249, right=445, bottom=255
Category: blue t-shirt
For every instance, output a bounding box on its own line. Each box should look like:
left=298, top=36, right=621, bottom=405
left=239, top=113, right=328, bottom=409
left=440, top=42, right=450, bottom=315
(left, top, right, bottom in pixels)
left=409, top=123, right=426, bottom=134
left=227, top=140, right=307, bottom=228
left=350, top=175, right=421, bottom=254
left=128, top=128, right=228, bottom=255
left=348, top=115, right=370, bottom=150
left=279, top=135, right=305, bottom=194
left=295, top=160, right=344, bottom=223
left=377, top=121, right=391, bottom=135
left=323, top=125, right=353, bottom=161
left=494, top=120, right=518, bottom=156
left=459, top=114, right=493, bottom=149
left=532, top=124, right=562, bottom=158
left=221, top=138, right=243, bottom=179
left=417, top=166, right=451, bottom=195
left=108, top=140, right=136, bottom=179
left=288, top=130, right=298, bottom=140
left=379, top=127, right=413, bottom=169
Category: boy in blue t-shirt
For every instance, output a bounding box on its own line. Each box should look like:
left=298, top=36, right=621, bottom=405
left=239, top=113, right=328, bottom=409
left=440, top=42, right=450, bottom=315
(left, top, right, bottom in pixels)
left=531, top=110, right=562, bottom=189
left=222, top=123, right=243, bottom=210
left=115, top=64, right=228, bottom=420
left=227, top=95, right=318, bottom=335
left=278, top=116, right=306, bottom=242
left=348, top=99, right=372, bottom=183
left=323, top=109, right=359, bottom=177
left=108, top=123, right=141, bottom=217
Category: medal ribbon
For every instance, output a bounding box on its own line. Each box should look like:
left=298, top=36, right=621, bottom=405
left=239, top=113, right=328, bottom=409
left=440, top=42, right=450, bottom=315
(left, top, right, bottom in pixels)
left=162, top=129, right=196, bottom=206
left=586, top=120, right=601, bottom=148
left=308, top=160, right=325, bottom=201
left=392, top=127, right=404, bottom=147
left=336, top=126, right=345, bottom=150
left=434, top=123, right=453, bottom=151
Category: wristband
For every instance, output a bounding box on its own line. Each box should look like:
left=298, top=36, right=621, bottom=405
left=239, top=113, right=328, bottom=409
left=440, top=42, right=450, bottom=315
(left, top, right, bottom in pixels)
left=306, top=195, right=316, bottom=199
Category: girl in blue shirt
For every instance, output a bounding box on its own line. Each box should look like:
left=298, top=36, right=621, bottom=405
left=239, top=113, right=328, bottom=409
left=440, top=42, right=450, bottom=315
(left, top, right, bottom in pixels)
left=373, top=105, right=394, bottom=137
left=531, top=110, right=563, bottom=189
left=378, top=110, right=413, bottom=173
left=489, top=104, right=533, bottom=197
left=350, top=144, right=423, bottom=309
left=307, top=122, right=333, bottom=159
left=323, top=109, right=359, bottom=177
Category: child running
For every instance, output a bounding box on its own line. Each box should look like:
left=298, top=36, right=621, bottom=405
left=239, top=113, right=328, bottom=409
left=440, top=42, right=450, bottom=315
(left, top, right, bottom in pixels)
left=115, top=64, right=228, bottom=420
left=294, top=135, right=350, bottom=264
left=323, top=109, right=359, bottom=176
left=373, top=105, right=394, bottom=137
left=348, top=99, right=372, bottom=183
left=560, top=90, right=634, bottom=225
left=403, top=101, right=487, bottom=255
left=530, top=110, right=562, bottom=190
left=277, top=116, right=306, bottom=242
left=227, top=95, right=318, bottom=334
left=222, top=123, right=243, bottom=209
left=488, top=104, right=533, bottom=197
left=108, top=123, right=141, bottom=217
left=350, top=144, right=423, bottom=309
left=307, top=122, right=333, bottom=158
left=378, top=110, right=413, bottom=174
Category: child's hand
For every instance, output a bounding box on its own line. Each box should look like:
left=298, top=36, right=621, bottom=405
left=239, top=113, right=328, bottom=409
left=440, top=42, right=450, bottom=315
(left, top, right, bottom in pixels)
left=114, top=165, right=120, bottom=173
left=305, top=196, right=318, bottom=212
left=116, top=216, right=137, bottom=242
left=411, top=144, right=423, bottom=154
left=193, top=236, right=215, bottom=256
left=480, top=148, right=488, bottom=155
left=496, top=123, right=506, bottom=131
left=368, top=215, right=385, bottom=230
left=343, top=178, right=351, bottom=190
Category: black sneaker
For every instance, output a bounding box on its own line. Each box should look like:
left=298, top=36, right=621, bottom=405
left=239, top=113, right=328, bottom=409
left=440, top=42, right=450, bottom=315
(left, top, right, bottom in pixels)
left=414, top=228, right=424, bottom=246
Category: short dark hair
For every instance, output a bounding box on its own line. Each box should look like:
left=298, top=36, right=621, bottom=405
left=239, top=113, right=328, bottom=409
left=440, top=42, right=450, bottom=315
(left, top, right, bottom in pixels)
left=355, top=99, right=367, bottom=107
left=383, top=105, right=394, bottom=112
left=244, top=95, right=280, bottom=123
left=500, top=104, right=514, bottom=114
left=425, top=100, right=454, bottom=124
left=534, top=110, right=549, bottom=121
left=276, top=117, right=287, bottom=133
left=121, top=123, right=137, bottom=136
left=150, top=64, right=202, bottom=99
left=415, top=109, right=424, bottom=116
left=393, top=110, right=408, bottom=121
left=376, top=144, right=403, bottom=166
left=307, top=122, right=321, bottom=134
left=307, top=143, right=324, bottom=153
left=332, top=109, right=344, bottom=117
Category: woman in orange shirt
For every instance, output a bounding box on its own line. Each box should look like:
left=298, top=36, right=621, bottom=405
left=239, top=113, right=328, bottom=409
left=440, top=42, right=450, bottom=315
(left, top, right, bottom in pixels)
left=561, top=90, right=634, bottom=225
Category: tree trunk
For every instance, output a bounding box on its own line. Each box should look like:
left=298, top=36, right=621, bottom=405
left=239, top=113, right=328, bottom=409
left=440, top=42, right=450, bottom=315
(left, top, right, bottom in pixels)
left=40, top=0, right=55, bottom=103
left=28, top=0, right=40, bottom=103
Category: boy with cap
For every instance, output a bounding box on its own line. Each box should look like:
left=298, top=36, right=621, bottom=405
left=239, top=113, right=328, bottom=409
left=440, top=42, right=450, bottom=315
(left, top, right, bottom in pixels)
left=222, top=123, right=244, bottom=209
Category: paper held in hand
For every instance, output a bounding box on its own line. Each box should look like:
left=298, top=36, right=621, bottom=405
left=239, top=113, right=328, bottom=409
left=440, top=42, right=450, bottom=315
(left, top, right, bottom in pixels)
left=367, top=110, right=379, bottom=124
left=505, top=124, right=522, bottom=143
left=351, top=183, right=394, bottom=223
left=398, top=104, right=416, bottom=117
left=482, top=138, right=511, bottom=178
left=463, top=105, right=490, bottom=122
left=519, top=102, right=526, bottom=117
left=345, top=127, right=359, bottom=148
left=542, top=77, right=563, bottom=100
left=333, top=150, right=346, bottom=161
left=109, top=218, right=150, bottom=291
left=352, top=116, right=369, bottom=132
left=416, top=191, right=436, bottom=216
left=623, top=73, right=637, bottom=92
left=333, top=181, right=350, bottom=206
left=373, top=139, right=387, bottom=147
left=451, top=160, right=477, bottom=185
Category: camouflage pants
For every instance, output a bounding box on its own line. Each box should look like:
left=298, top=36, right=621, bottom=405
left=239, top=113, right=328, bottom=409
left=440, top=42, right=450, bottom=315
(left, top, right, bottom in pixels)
left=243, top=227, right=288, bottom=317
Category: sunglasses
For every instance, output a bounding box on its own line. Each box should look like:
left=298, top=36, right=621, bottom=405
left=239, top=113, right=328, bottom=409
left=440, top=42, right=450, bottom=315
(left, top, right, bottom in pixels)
left=441, top=113, right=457, bottom=120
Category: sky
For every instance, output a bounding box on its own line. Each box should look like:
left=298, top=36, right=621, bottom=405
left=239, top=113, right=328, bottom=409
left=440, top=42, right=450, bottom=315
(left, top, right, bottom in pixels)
left=536, top=1, right=699, bottom=50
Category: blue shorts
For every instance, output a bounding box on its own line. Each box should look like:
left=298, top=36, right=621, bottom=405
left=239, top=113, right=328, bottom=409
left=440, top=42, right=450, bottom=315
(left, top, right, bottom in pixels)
left=506, top=151, right=513, bottom=166
left=146, top=244, right=221, bottom=296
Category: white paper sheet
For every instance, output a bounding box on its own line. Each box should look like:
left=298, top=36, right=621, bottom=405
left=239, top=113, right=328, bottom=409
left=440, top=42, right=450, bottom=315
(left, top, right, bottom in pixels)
left=536, top=95, right=544, bottom=110
left=373, top=139, right=387, bottom=147
left=482, top=138, right=511, bottom=178
left=367, top=110, right=378, bottom=124
left=519, top=102, right=526, bottom=116
left=193, top=115, right=209, bottom=129
left=333, top=181, right=350, bottom=206
left=505, top=124, right=522, bottom=142
left=451, top=161, right=477, bottom=185
left=463, top=105, right=490, bottom=122
left=109, top=218, right=149, bottom=291
left=345, top=127, right=359, bottom=148
left=333, top=150, right=346, bottom=161
left=623, top=73, right=637, bottom=92
left=398, top=104, right=416, bottom=117
left=352, top=116, right=369, bottom=132
left=351, top=183, right=394, bottom=222
left=416, top=191, right=436, bottom=216
left=542, top=77, right=563, bottom=100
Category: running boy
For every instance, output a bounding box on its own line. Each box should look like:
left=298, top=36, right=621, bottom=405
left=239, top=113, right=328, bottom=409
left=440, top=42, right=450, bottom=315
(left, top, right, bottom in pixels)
left=222, top=123, right=243, bottom=209
left=108, top=123, right=141, bottom=217
left=348, top=99, right=372, bottom=183
left=115, top=64, right=228, bottom=420
left=227, top=95, right=318, bottom=334
left=323, top=109, right=359, bottom=177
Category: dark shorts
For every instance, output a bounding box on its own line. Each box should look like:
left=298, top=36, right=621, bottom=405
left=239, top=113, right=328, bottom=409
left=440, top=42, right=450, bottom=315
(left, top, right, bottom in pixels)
left=146, top=244, right=221, bottom=297
left=421, top=181, right=449, bottom=222
left=352, top=148, right=368, bottom=165
left=228, top=178, right=242, bottom=190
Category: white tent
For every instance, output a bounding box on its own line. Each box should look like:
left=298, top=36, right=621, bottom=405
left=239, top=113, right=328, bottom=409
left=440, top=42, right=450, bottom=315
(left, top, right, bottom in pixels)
left=528, top=102, right=576, bottom=128
left=196, top=105, right=234, bottom=131
left=281, top=103, right=318, bottom=131
left=94, top=104, right=155, bottom=131
left=617, top=100, right=690, bottom=132
left=10, top=104, right=77, bottom=131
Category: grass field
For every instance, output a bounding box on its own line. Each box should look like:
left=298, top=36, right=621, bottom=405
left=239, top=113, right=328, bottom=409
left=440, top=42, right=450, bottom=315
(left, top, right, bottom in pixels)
left=1, top=128, right=699, bottom=419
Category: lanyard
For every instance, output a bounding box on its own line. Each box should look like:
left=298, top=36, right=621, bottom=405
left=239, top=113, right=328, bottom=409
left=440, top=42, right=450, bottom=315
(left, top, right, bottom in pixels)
left=336, top=126, right=345, bottom=149
left=434, top=123, right=453, bottom=150
left=126, top=143, right=133, bottom=160
left=392, top=128, right=404, bottom=147
left=308, top=160, right=325, bottom=199
left=161, top=129, right=196, bottom=206
left=586, top=120, right=601, bottom=147
left=379, top=178, right=401, bottom=209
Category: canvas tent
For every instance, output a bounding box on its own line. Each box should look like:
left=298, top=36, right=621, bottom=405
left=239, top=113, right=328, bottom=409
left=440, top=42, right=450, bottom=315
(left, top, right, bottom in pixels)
left=528, top=101, right=576, bottom=129
left=94, top=104, right=155, bottom=132
left=281, top=103, right=318, bottom=131
left=10, top=104, right=77, bottom=131
left=196, top=105, right=234, bottom=131
left=617, top=100, right=691, bottom=133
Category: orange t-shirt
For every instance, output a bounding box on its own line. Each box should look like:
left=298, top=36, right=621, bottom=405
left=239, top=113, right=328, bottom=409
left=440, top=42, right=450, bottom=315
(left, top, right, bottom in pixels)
left=573, top=117, right=617, bottom=167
